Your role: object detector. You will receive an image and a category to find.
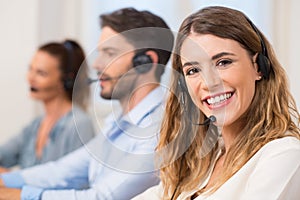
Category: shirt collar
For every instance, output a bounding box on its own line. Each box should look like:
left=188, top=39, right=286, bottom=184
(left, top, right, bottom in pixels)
left=125, top=86, right=166, bottom=125
left=105, top=86, right=167, bottom=126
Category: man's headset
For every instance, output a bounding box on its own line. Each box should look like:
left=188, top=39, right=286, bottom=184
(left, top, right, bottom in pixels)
left=132, top=51, right=153, bottom=74
left=87, top=50, right=154, bottom=84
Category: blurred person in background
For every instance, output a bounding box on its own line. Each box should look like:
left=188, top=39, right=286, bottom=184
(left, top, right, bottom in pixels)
left=0, top=39, right=95, bottom=172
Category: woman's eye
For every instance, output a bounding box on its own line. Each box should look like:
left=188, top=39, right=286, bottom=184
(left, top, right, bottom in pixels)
left=216, top=59, right=232, bottom=67
left=37, top=70, right=48, bottom=77
left=185, top=67, right=200, bottom=76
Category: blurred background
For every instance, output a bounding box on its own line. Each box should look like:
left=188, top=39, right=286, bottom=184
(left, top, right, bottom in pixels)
left=0, top=0, right=299, bottom=143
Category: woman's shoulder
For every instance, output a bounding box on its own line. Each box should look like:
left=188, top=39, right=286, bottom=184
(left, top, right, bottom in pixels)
left=265, top=136, right=300, bottom=149
left=131, top=182, right=163, bottom=200
left=258, top=136, right=300, bottom=158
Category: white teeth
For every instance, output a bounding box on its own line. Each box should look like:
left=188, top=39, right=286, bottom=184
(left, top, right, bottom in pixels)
left=207, top=93, right=232, bottom=105
left=220, top=95, right=225, bottom=101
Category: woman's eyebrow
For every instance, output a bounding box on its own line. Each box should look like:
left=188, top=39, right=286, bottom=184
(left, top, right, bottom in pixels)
left=182, top=61, right=199, bottom=69
left=211, top=52, right=235, bottom=60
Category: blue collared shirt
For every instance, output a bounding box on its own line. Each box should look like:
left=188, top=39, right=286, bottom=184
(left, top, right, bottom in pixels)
left=2, top=87, right=167, bottom=200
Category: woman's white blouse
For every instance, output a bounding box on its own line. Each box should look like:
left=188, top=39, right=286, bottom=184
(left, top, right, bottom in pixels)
left=133, top=137, right=300, bottom=200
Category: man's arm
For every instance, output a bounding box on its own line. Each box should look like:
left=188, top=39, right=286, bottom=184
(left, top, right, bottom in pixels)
left=27, top=165, right=159, bottom=200
left=19, top=146, right=91, bottom=189
left=0, top=144, right=92, bottom=200
left=19, top=137, right=160, bottom=200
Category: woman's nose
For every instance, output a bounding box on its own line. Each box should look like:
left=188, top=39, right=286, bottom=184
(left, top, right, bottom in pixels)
left=200, top=65, right=222, bottom=91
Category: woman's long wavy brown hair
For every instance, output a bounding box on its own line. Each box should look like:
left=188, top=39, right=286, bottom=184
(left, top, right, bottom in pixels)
left=156, top=6, right=300, bottom=199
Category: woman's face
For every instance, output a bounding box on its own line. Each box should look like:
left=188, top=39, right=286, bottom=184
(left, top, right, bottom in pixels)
left=27, top=50, right=65, bottom=102
left=180, top=33, right=261, bottom=129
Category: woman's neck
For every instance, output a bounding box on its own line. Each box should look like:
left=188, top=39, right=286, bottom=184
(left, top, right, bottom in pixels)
left=43, top=97, right=72, bottom=119
left=219, top=119, right=244, bottom=152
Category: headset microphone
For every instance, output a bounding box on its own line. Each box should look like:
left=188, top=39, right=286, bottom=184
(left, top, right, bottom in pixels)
left=87, top=78, right=99, bottom=85
left=30, top=86, right=56, bottom=92
left=99, top=76, right=123, bottom=81
left=30, top=87, right=38, bottom=92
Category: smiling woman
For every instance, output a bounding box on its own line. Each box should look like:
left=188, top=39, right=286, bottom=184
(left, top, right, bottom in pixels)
left=133, top=6, right=300, bottom=200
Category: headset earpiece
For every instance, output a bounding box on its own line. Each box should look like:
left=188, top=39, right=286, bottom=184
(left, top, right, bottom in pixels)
left=256, top=53, right=270, bottom=79
left=63, top=79, right=74, bottom=91
left=132, top=52, right=153, bottom=74
left=245, top=16, right=271, bottom=79
left=63, top=74, right=74, bottom=91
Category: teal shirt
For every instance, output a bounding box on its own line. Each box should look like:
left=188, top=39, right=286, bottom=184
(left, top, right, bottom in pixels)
left=0, top=106, right=95, bottom=168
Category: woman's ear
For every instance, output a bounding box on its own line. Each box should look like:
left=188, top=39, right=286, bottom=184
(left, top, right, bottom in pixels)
left=252, top=53, right=262, bottom=81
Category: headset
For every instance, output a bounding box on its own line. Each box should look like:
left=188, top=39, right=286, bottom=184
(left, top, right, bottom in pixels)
left=132, top=51, right=153, bottom=74
left=62, top=41, right=75, bottom=91
left=87, top=50, right=154, bottom=84
left=245, top=16, right=271, bottom=79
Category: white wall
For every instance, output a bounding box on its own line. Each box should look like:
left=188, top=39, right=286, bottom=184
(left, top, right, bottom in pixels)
left=0, top=0, right=299, bottom=143
left=288, top=1, right=300, bottom=106
left=273, top=0, right=300, bottom=108
left=0, top=0, right=86, bottom=142
left=0, top=0, right=39, bottom=142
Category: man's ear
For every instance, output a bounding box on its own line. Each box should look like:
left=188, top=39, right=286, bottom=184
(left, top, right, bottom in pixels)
left=145, top=50, right=158, bottom=65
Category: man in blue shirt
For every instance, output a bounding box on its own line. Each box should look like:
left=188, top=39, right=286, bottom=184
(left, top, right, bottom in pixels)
left=0, top=7, right=174, bottom=200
